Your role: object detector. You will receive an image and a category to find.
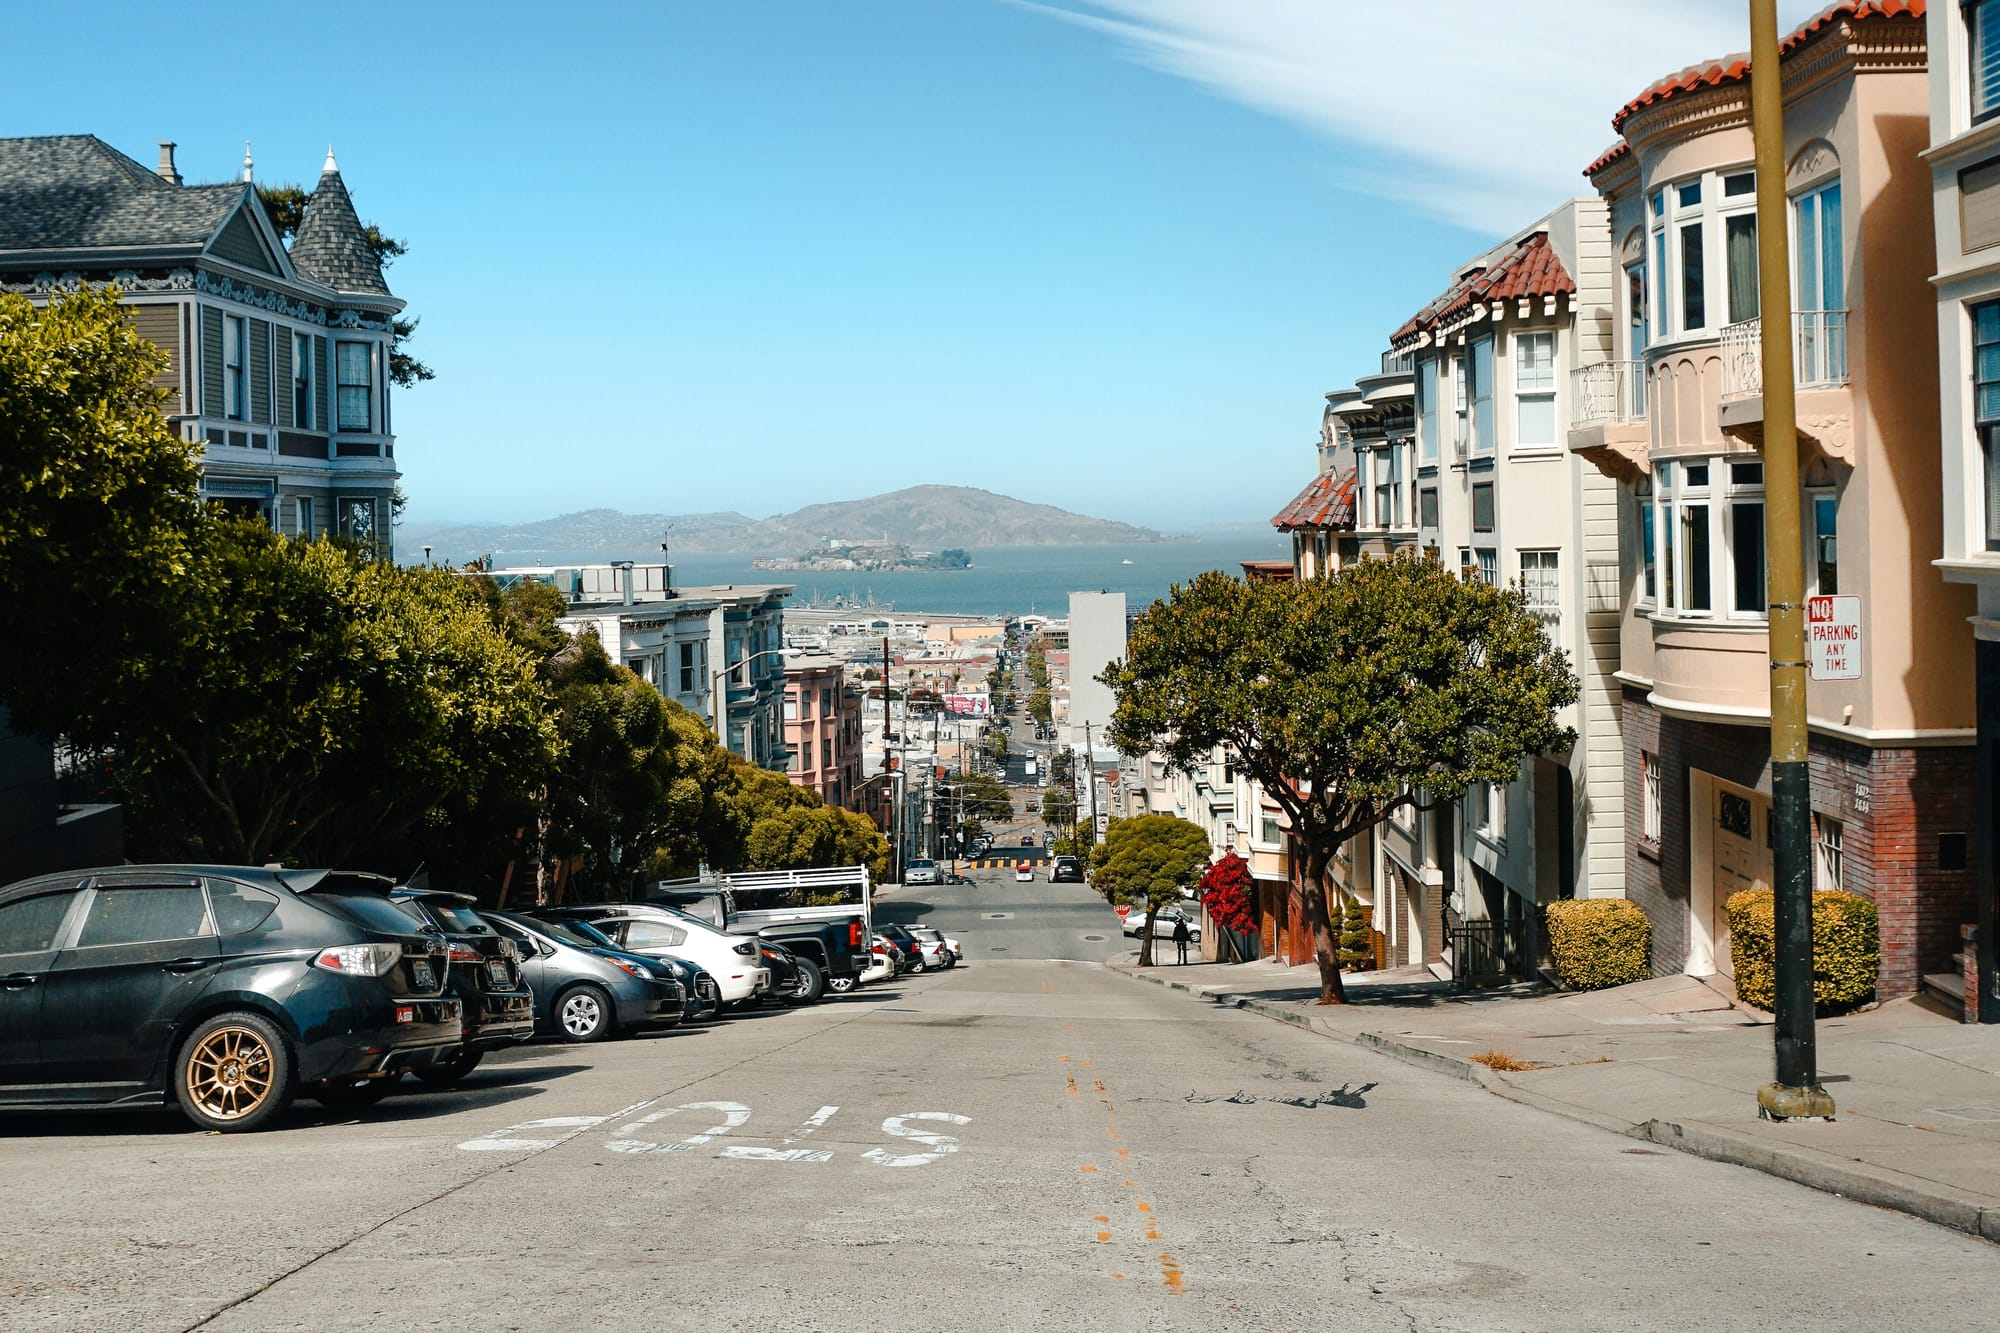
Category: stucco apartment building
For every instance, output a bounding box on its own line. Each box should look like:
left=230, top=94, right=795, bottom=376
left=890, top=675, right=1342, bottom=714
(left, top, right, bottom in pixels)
left=784, top=653, right=863, bottom=809
left=0, top=136, right=403, bottom=554
left=1576, top=1, right=1975, bottom=1000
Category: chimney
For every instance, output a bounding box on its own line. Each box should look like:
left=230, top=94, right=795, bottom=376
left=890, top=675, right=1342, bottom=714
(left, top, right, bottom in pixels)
left=613, top=560, right=635, bottom=607
left=156, top=141, right=182, bottom=186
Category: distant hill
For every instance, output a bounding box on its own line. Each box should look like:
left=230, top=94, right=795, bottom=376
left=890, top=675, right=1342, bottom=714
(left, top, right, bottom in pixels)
left=403, top=486, right=1171, bottom=564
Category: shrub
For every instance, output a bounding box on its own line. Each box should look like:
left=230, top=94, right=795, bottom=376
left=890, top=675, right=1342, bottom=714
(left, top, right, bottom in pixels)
left=1337, top=895, right=1373, bottom=971
left=1543, top=898, right=1652, bottom=991
left=1725, top=888, right=1878, bottom=1015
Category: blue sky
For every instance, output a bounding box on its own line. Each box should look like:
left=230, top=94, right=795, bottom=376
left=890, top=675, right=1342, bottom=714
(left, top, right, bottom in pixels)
left=8, top=1, right=1827, bottom=529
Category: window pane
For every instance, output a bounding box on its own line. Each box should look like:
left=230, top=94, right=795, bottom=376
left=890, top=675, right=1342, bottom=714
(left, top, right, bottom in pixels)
left=1517, top=395, right=1556, bottom=447
left=1797, top=194, right=1820, bottom=308
left=1724, top=171, right=1756, bottom=197
left=1418, top=360, right=1440, bottom=463
left=1515, top=332, right=1555, bottom=392
left=1987, top=426, right=2000, bottom=550
left=1641, top=502, right=1657, bottom=600
left=1685, top=504, right=1712, bottom=611
left=1654, top=232, right=1670, bottom=337
left=1472, top=339, right=1494, bottom=451
left=1979, top=2, right=2000, bottom=116
left=208, top=881, right=280, bottom=935
left=1680, top=221, right=1706, bottom=329
left=1678, top=180, right=1703, bottom=208
left=1419, top=488, right=1439, bottom=528
left=1819, top=183, right=1844, bottom=309
left=1662, top=501, right=1676, bottom=606
left=1813, top=494, right=1839, bottom=594
left=76, top=886, right=211, bottom=948
left=1733, top=501, right=1766, bottom=613
left=1472, top=483, right=1495, bottom=531
left=1725, top=214, right=1759, bottom=324
left=338, top=386, right=371, bottom=430
left=317, top=892, right=427, bottom=935
left=0, top=892, right=78, bottom=954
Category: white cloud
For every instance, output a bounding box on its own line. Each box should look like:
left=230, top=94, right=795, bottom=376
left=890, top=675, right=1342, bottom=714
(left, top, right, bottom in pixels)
left=1018, top=0, right=1836, bottom=231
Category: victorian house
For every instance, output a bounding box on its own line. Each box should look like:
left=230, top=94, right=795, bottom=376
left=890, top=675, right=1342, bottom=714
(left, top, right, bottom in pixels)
left=1575, top=1, right=1973, bottom=1001
left=0, top=136, right=403, bottom=555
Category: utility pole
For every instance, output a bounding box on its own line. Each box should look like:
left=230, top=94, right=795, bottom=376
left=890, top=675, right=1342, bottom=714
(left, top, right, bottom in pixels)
left=1750, top=0, right=1832, bottom=1121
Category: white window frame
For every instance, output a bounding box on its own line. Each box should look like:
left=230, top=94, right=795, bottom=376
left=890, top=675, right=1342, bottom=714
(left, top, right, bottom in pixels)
left=1469, top=337, right=1495, bottom=456
left=1520, top=549, right=1561, bottom=637
left=1513, top=330, right=1558, bottom=451
left=294, top=494, right=314, bottom=539
left=1474, top=780, right=1506, bottom=841
left=1475, top=548, right=1498, bottom=587
left=1814, top=813, right=1844, bottom=892
left=1647, top=457, right=1768, bottom=622
left=224, top=314, right=247, bottom=421
left=1417, top=359, right=1441, bottom=466
left=1453, top=357, right=1470, bottom=458
left=292, top=330, right=314, bottom=429
left=1642, top=752, right=1662, bottom=841
left=336, top=340, right=373, bottom=433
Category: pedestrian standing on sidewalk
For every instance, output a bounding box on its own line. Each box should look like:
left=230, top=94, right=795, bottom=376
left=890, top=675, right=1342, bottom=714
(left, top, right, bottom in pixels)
left=1172, top=916, right=1191, bottom=965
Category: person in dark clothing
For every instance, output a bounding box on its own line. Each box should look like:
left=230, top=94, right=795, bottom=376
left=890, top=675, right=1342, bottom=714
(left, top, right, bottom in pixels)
left=1172, top=916, right=1191, bottom=964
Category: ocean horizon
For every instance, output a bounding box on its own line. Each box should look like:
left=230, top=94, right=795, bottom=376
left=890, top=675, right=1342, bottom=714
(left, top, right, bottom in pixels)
left=451, top=531, right=1293, bottom=618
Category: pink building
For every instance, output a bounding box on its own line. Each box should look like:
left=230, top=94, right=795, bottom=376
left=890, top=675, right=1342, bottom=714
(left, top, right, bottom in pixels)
left=785, top=654, right=862, bottom=809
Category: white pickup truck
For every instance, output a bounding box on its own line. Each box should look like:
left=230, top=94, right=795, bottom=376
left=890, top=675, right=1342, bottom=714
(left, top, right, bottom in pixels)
left=647, top=865, right=875, bottom=994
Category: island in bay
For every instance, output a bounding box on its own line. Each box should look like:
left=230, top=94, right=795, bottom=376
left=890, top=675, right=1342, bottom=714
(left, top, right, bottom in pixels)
left=751, top=542, right=972, bottom=573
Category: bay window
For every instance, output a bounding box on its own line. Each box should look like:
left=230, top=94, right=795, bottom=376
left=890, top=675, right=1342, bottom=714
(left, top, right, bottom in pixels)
left=1647, top=170, right=1761, bottom=339
left=1976, top=299, right=2000, bottom=550
left=1645, top=457, right=1769, bottom=619
left=1514, top=331, right=1556, bottom=448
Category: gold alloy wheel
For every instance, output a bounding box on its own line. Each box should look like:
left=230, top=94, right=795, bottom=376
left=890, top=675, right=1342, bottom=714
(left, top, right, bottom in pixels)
left=182, top=1025, right=276, bottom=1122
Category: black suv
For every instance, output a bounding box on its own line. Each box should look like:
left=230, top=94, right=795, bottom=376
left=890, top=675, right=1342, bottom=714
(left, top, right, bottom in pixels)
left=389, top=889, right=535, bottom=1085
left=0, top=866, right=462, bottom=1132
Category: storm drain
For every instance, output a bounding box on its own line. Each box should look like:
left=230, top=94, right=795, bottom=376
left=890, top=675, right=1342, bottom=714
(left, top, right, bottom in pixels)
left=1082, top=935, right=1105, bottom=941
left=990, top=946, right=1009, bottom=952
left=985, top=913, right=1014, bottom=920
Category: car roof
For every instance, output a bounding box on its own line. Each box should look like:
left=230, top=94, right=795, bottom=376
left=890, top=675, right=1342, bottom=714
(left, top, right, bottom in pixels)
left=0, top=863, right=394, bottom=902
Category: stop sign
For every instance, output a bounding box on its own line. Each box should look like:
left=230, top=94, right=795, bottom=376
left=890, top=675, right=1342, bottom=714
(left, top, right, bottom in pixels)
left=1114, top=905, right=1130, bottom=919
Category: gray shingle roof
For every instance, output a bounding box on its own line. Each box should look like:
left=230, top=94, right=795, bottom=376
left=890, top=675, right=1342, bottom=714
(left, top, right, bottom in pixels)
left=0, top=134, right=243, bottom=257
left=290, top=161, right=391, bottom=297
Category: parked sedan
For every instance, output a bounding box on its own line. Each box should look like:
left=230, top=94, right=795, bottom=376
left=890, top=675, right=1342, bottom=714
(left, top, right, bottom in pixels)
left=482, top=913, right=685, bottom=1042
left=0, top=865, right=462, bottom=1132
left=545, top=916, right=719, bottom=1021
left=1121, top=907, right=1202, bottom=942
left=1047, top=856, right=1085, bottom=883
left=909, top=925, right=961, bottom=966
left=534, top=904, right=771, bottom=1007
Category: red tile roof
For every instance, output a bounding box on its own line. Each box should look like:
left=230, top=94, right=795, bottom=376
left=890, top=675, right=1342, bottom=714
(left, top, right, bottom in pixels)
left=1607, top=2, right=1923, bottom=135
left=1239, top=559, right=1294, bottom=582
left=1393, top=232, right=1575, bottom=348
left=1270, top=470, right=1356, bottom=532
left=1583, top=140, right=1630, bottom=179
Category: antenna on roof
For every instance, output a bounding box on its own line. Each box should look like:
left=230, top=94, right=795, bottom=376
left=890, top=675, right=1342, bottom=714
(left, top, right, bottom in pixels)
left=242, top=140, right=253, bottom=183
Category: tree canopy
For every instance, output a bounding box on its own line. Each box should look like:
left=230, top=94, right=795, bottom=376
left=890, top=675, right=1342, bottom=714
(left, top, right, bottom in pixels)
left=1096, top=814, right=1210, bottom=967
left=1102, top=557, right=1577, bottom=1000
left=0, top=287, right=207, bottom=742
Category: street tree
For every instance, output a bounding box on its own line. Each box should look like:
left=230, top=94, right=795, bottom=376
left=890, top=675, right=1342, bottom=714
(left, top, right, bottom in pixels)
left=1095, top=815, right=1210, bottom=967
left=745, top=803, right=890, bottom=883
left=1101, top=557, right=1577, bottom=1002
left=1028, top=687, right=1052, bottom=727
left=113, top=523, right=556, bottom=867
left=0, top=287, right=205, bottom=743
left=1042, top=783, right=1077, bottom=836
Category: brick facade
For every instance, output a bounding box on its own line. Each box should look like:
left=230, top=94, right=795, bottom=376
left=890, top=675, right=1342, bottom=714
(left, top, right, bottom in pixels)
left=1622, top=688, right=1977, bottom=999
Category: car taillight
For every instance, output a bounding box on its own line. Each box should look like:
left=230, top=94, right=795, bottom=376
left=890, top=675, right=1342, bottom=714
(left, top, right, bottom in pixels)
left=849, top=922, right=863, bottom=948
left=732, top=941, right=757, bottom=956
left=447, top=943, right=482, bottom=963
left=311, top=943, right=402, bottom=976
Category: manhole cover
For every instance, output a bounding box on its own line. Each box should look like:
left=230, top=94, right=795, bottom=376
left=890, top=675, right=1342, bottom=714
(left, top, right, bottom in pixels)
left=990, top=946, right=1009, bottom=952
left=985, top=913, right=1013, bottom=920
left=1082, top=935, right=1105, bottom=941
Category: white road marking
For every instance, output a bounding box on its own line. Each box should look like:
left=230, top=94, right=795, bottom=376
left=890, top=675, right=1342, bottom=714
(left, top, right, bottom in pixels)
left=718, top=1104, right=842, bottom=1162
left=455, top=1098, right=659, bottom=1152
left=862, top=1111, right=972, bottom=1168
left=607, top=1100, right=751, bottom=1155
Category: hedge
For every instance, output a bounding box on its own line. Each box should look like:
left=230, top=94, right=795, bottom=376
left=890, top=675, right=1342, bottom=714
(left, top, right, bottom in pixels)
left=1724, top=888, right=1878, bottom=1015
left=1543, top=898, right=1652, bottom=991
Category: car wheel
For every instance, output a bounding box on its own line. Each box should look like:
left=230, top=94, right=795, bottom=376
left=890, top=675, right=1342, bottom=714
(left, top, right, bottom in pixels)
left=908, top=955, right=927, bottom=975
left=176, top=1012, right=293, bottom=1133
left=827, top=974, right=856, bottom=994
left=413, top=1049, right=484, bottom=1086
left=312, top=1074, right=397, bottom=1111
left=556, top=983, right=615, bottom=1042
left=783, top=959, right=826, bottom=1006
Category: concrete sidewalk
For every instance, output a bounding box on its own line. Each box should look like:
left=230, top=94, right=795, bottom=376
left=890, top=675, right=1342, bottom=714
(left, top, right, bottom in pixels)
left=1111, top=954, right=2000, bottom=1243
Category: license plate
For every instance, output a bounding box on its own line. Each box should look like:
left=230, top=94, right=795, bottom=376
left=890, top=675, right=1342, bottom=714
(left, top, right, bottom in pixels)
left=410, top=961, right=435, bottom=990
left=486, top=960, right=510, bottom=987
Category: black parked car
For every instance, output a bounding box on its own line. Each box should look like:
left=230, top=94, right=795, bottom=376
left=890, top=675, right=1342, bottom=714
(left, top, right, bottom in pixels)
left=0, top=866, right=461, bottom=1132
left=387, top=889, right=534, bottom=1085
left=482, top=913, right=686, bottom=1041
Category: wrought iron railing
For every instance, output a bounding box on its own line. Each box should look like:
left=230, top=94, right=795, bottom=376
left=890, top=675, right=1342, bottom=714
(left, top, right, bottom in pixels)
left=1571, top=360, right=1645, bottom=425
left=1720, top=310, right=1849, bottom=399
left=1448, top=915, right=1529, bottom=985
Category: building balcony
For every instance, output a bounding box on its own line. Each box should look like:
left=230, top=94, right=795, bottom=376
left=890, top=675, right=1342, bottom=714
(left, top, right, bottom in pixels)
left=1716, top=311, right=1853, bottom=464
left=1644, top=616, right=1771, bottom=722
left=1567, top=360, right=1649, bottom=483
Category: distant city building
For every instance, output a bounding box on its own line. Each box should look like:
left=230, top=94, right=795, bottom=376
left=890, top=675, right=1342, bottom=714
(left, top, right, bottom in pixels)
left=784, top=653, right=862, bottom=808
left=0, top=136, right=404, bottom=555
left=1064, top=592, right=1126, bottom=751
left=482, top=563, right=793, bottom=770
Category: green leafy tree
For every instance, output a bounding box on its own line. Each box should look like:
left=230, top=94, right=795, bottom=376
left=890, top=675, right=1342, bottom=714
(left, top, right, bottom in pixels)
left=949, top=770, right=1014, bottom=826
left=985, top=730, right=1009, bottom=765
left=258, top=183, right=432, bottom=388
left=1096, top=814, right=1210, bottom=967
left=112, top=524, right=555, bottom=867
left=1047, top=747, right=1076, bottom=789
left=0, top=287, right=206, bottom=742
left=1042, top=783, right=1077, bottom=835
left=1102, top=558, right=1577, bottom=1002
left=1028, top=687, right=1052, bottom=727
left=745, top=803, right=890, bottom=883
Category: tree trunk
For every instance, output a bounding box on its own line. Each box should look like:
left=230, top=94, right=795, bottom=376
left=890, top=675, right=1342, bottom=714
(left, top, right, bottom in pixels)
left=1137, top=906, right=1157, bottom=967
left=1301, top=843, right=1348, bottom=1004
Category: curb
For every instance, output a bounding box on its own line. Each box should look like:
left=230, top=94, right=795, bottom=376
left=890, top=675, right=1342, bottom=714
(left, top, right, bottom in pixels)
left=1106, top=963, right=2000, bottom=1245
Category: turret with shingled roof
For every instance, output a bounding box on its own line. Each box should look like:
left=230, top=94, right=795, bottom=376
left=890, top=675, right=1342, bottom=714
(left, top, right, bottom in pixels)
left=288, top=147, right=393, bottom=298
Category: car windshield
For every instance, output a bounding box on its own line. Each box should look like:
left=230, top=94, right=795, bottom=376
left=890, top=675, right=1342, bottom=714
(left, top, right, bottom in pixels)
left=405, top=897, right=487, bottom=933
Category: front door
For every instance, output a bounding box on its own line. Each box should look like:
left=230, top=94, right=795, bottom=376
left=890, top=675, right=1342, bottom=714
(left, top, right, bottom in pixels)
left=0, top=887, right=85, bottom=1088
left=40, top=880, right=221, bottom=1090
left=1710, top=785, right=1772, bottom=979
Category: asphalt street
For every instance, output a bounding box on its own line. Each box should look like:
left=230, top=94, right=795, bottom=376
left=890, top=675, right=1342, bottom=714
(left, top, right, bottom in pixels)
left=3, top=868, right=1996, bottom=1332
